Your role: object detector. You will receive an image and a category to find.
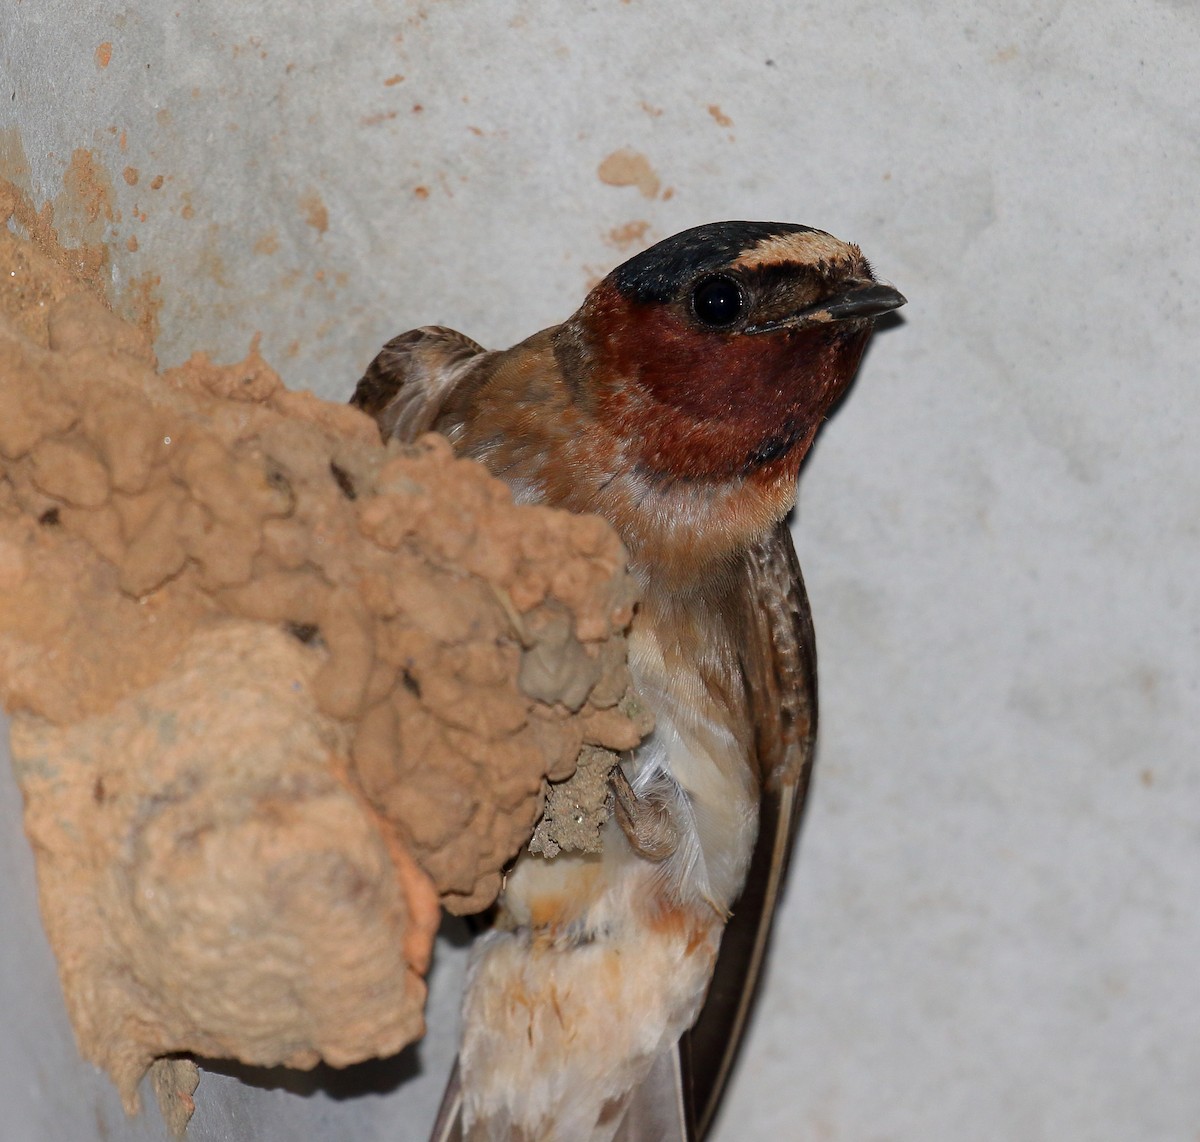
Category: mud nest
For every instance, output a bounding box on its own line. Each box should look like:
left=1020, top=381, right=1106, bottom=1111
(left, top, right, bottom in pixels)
left=0, top=188, right=646, bottom=1123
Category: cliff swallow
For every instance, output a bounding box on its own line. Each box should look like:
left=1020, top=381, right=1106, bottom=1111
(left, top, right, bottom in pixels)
left=353, top=221, right=904, bottom=1141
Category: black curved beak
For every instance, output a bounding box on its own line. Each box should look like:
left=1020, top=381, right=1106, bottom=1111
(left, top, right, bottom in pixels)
left=746, top=280, right=906, bottom=333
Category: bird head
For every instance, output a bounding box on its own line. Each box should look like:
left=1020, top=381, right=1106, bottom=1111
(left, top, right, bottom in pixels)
left=555, top=221, right=904, bottom=491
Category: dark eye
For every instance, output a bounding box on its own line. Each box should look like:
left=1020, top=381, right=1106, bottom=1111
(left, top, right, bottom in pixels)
left=690, top=275, right=745, bottom=327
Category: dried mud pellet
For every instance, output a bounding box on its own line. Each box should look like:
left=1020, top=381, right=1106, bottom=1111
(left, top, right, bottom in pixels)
left=352, top=700, right=401, bottom=800
left=30, top=437, right=110, bottom=508
left=118, top=493, right=190, bottom=596
left=312, top=588, right=375, bottom=720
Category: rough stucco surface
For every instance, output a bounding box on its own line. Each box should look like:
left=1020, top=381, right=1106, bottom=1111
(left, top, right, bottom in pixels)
left=2, top=2, right=1198, bottom=1141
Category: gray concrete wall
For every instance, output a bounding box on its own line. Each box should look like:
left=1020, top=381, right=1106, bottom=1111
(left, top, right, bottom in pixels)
left=2, top=2, right=1198, bottom=1140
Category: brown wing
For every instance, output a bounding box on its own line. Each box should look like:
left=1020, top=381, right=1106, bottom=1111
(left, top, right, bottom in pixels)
left=352, top=326, right=490, bottom=444
left=683, top=516, right=818, bottom=1139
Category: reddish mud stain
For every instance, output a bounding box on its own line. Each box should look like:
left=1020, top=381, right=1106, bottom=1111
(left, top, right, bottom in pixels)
left=597, top=149, right=661, bottom=200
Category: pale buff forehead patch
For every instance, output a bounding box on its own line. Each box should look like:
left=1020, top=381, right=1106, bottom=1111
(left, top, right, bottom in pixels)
left=733, top=229, right=864, bottom=271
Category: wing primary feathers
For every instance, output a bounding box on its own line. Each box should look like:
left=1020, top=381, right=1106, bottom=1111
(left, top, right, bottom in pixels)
left=683, top=519, right=818, bottom=1139
left=614, top=1046, right=691, bottom=1142
left=685, top=780, right=801, bottom=1140
left=427, top=1059, right=465, bottom=1142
